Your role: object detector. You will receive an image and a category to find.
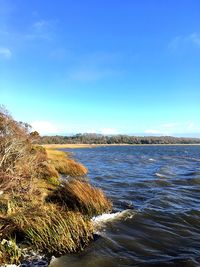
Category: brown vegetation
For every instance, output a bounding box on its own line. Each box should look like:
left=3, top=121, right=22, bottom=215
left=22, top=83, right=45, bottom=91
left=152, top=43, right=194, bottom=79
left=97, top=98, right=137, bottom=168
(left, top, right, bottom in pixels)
left=43, top=144, right=96, bottom=149
left=47, top=179, right=112, bottom=217
left=46, top=149, right=88, bottom=177
left=0, top=106, right=111, bottom=264
left=2, top=204, right=93, bottom=255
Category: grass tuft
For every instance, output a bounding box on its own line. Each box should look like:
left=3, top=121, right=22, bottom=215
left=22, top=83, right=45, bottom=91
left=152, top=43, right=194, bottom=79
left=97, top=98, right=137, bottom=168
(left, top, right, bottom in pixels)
left=3, top=204, right=93, bottom=255
left=47, top=179, right=112, bottom=217
left=46, top=149, right=88, bottom=177
left=37, top=161, right=59, bottom=180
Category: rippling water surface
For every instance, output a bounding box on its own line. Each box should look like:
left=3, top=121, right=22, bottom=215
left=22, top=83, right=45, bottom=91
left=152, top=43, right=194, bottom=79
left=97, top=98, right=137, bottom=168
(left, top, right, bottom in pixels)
left=50, top=145, right=200, bottom=267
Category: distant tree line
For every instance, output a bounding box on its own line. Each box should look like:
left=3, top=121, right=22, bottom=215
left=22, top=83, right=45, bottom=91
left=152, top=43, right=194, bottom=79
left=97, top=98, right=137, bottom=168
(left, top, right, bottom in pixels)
left=39, top=133, right=200, bottom=145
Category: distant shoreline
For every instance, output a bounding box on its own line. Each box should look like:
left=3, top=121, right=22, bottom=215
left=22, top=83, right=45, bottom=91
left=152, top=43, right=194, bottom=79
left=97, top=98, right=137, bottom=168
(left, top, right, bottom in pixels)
left=42, top=143, right=200, bottom=149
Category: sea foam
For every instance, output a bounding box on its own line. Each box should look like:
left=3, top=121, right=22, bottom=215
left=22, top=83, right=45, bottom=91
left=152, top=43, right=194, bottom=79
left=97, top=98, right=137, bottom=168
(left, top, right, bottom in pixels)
left=92, top=209, right=135, bottom=232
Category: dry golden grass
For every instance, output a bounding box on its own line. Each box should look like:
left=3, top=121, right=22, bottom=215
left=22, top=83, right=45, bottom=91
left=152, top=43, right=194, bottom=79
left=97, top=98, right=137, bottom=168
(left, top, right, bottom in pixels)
left=43, top=144, right=96, bottom=149
left=47, top=179, right=112, bottom=217
left=43, top=144, right=131, bottom=149
left=46, top=149, right=88, bottom=177
left=37, top=161, right=59, bottom=180
left=1, top=204, right=93, bottom=255
left=0, top=108, right=112, bottom=263
left=24, top=207, right=93, bottom=254
left=0, top=147, right=111, bottom=262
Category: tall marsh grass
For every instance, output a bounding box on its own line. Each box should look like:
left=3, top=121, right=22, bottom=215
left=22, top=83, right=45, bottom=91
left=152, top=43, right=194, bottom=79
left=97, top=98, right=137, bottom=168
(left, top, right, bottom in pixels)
left=13, top=205, right=93, bottom=254
left=46, top=149, right=88, bottom=177
left=47, top=179, right=112, bottom=217
left=0, top=107, right=112, bottom=263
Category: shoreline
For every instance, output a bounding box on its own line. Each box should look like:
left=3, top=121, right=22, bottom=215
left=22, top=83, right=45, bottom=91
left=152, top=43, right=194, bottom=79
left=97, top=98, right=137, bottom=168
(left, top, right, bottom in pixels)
left=0, top=105, right=112, bottom=264
left=42, top=143, right=200, bottom=149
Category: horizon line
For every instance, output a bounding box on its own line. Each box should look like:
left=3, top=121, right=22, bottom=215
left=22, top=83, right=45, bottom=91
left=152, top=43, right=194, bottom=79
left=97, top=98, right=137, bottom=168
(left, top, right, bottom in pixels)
left=39, top=132, right=200, bottom=139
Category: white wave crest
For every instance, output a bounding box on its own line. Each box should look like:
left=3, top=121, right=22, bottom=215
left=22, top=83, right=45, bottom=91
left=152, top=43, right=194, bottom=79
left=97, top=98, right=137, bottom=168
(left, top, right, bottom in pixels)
left=92, top=212, right=121, bottom=223
left=149, top=158, right=156, bottom=162
left=92, top=209, right=135, bottom=232
left=155, top=172, right=167, bottom=178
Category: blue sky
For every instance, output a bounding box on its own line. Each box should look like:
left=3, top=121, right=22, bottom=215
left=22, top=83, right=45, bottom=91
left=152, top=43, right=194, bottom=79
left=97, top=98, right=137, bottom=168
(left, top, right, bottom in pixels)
left=1, top=0, right=200, bottom=136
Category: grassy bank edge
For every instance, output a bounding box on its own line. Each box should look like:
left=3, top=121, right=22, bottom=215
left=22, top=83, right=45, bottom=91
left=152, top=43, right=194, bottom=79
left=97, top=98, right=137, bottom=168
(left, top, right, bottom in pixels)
left=43, top=143, right=200, bottom=149
left=0, top=146, right=112, bottom=265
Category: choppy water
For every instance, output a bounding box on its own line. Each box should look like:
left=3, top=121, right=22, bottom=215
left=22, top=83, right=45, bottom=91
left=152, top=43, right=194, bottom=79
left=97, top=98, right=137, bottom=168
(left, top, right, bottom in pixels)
left=49, top=145, right=200, bottom=267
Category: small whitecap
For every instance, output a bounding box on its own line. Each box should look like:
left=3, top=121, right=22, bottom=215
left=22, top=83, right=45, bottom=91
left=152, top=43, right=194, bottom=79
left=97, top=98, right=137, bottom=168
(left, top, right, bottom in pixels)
left=92, top=210, right=135, bottom=232
left=92, top=212, right=121, bottom=223
left=149, top=158, right=156, bottom=162
left=155, top=172, right=167, bottom=178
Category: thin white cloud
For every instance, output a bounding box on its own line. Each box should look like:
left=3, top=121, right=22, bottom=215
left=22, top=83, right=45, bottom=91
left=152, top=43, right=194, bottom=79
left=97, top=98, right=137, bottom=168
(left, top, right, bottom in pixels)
left=30, top=121, right=119, bottom=136
left=144, top=122, right=198, bottom=136
left=187, top=33, right=200, bottom=46
left=25, top=19, right=56, bottom=41
left=188, top=122, right=194, bottom=129
left=169, top=32, right=200, bottom=51
left=0, top=47, right=11, bottom=59
left=33, top=20, right=49, bottom=31
left=31, top=120, right=60, bottom=135
left=0, top=17, right=56, bottom=44
left=31, top=120, right=72, bottom=135
left=30, top=120, right=199, bottom=136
